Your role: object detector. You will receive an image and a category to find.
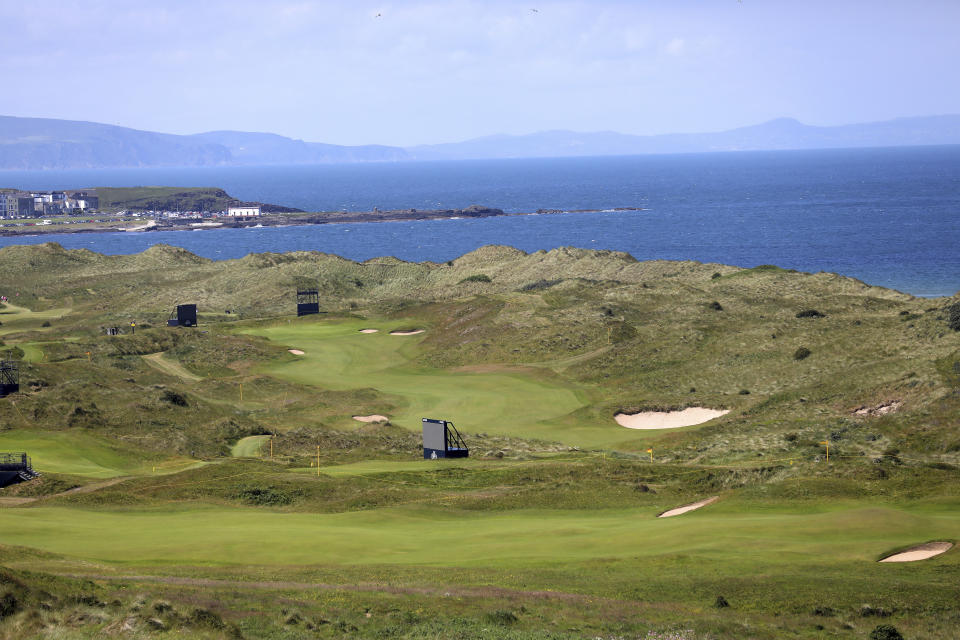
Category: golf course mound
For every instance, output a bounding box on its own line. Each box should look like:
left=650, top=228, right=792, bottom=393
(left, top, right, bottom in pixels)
left=615, top=408, right=730, bottom=429
left=352, top=414, right=389, bottom=423
left=879, top=541, right=953, bottom=562
left=288, top=349, right=305, bottom=355
left=390, top=329, right=424, bottom=336
left=658, top=496, right=719, bottom=518
left=359, top=328, right=379, bottom=333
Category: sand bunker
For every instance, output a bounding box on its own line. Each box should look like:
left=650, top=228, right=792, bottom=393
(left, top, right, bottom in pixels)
left=879, top=542, right=953, bottom=562
left=288, top=349, right=305, bottom=355
left=658, top=496, right=719, bottom=518
left=390, top=329, right=424, bottom=336
left=352, top=415, right=389, bottom=423
left=359, top=329, right=379, bottom=334
left=615, top=407, right=729, bottom=430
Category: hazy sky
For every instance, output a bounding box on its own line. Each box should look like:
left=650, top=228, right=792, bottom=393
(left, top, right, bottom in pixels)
left=3, top=1, right=959, bottom=146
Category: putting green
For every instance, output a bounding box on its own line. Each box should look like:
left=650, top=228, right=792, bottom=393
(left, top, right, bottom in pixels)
left=0, top=302, right=71, bottom=336
left=244, top=320, right=619, bottom=446
left=0, top=430, right=147, bottom=478
left=0, top=503, right=956, bottom=569
left=231, top=435, right=270, bottom=458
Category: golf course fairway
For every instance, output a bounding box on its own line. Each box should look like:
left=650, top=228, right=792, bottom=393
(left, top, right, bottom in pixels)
left=245, top=320, right=606, bottom=445
left=1, top=502, right=957, bottom=568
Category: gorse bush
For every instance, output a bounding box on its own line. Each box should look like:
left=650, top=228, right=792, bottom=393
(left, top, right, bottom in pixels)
left=794, top=347, right=812, bottom=360
left=870, top=625, right=904, bottom=640
left=948, top=302, right=960, bottom=331
left=460, top=274, right=492, bottom=283
left=796, top=309, right=825, bottom=318
left=485, top=609, right=518, bottom=625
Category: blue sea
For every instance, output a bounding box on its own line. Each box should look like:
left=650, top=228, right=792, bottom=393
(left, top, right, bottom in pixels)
left=1, top=146, right=959, bottom=297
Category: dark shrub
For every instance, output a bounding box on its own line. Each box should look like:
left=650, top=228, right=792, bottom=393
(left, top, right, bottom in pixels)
left=161, top=390, right=189, bottom=407
left=860, top=605, right=892, bottom=618
left=714, top=595, right=730, bottom=608
left=948, top=302, right=960, bottom=331
left=796, top=309, right=825, bottom=318
left=41, top=320, right=51, bottom=327
left=794, top=347, right=812, bottom=360
left=709, top=301, right=723, bottom=311
left=234, top=486, right=297, bottom=506
left=784, top=433, right=799, bottom=442
left=189, top=608, right=226, bottom=629
left=738, top=389, right=751, bottom=395
left=486, top=609, right=518, bottom=625
left=460, top=274, right=492, bottom=283
left=711, top=272, right=721, bottom=279
left=0, top=592, right=19, bottom=619
left=518, top=279, right=562, bottom=292
left=812, top=606, right=834, bottom=616
left=870, top=624, right=904, bottom=640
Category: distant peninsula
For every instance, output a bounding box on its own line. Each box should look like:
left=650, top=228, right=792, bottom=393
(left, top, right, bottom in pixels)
left=0, top=185, right=644, bottom=236
left=2, top=114, right=960, bottom=169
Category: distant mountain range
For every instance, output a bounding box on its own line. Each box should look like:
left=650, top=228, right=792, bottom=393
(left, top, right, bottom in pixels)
left=406, top=115, right=960, bottom=160
left=1, top=114, right=959, bottom=170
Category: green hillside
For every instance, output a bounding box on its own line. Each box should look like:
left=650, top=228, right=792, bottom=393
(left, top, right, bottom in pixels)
left=0, top=242, right=958, bottom=639
left=94, top=186, right=240, bottom=213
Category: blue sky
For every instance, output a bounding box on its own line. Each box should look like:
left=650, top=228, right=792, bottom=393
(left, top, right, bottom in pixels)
left=3, top=1, right=958, bottom=146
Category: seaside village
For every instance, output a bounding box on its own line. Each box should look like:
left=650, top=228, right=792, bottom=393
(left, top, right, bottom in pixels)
left=0, top=188, right=262, bottom=224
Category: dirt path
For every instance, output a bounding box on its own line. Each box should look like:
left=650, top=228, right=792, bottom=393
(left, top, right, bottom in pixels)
left=142, top=353, right=203, bottom=382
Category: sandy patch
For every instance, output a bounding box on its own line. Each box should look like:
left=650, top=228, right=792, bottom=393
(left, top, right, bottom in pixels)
left=390, top=329, right=424, bottom=336
left=352, top=414, right=389, bottom=423
left=615, top=407, right=729, bottom=430
left=853, top=400, right=902, bottom=417
left=658, top=496, right=719, bottom=518
left=879, top=541, right=953, bottom=562
left=288, top=349, right=305, bottom=355
left=359, top=329, right=379, bottom=334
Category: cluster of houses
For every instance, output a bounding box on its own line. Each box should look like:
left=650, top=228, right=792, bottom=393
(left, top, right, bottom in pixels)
left=0, top=189, right=99, bottom=219
left=0, top=187, right=263, bottom=221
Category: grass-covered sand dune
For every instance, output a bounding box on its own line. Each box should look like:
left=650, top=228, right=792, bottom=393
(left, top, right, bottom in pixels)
left=0, top=242, right=959, bottom=639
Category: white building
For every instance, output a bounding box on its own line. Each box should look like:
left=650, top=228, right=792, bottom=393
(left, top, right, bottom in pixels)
left=227, top=205, right=261, bottom=217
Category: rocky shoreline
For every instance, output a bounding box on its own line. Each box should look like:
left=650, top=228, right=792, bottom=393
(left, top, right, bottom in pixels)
left=0, top=204, right=646, bottom=237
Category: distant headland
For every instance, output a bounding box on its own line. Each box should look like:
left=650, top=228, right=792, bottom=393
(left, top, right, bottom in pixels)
left=0, top=185, right=644, bottom=236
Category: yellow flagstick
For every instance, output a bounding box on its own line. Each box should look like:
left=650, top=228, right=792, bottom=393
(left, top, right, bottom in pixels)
left=647, top=448, right=653, bottom=463
left=820, top=440, right=829, bottom=462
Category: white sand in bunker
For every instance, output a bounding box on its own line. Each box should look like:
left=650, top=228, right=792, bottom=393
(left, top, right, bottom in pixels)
left=879, top=542, right=953, bottom=562
left=358, top=329, right=379, bottom=334
left=352, top=415, right=389, bottom=423
left=658, top=496, right=719, bottom=518
left=615, top=407, right=729, bottom=430
left=288, top=349, right=305, bottom=355
left=389, top=329, right=424, bottom=336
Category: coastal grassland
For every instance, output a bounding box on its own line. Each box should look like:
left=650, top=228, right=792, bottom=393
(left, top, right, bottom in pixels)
left=1, top=242, right=959, bottom=638
left=94, top=186, right=238, bottom=213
